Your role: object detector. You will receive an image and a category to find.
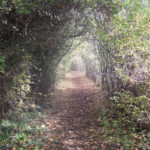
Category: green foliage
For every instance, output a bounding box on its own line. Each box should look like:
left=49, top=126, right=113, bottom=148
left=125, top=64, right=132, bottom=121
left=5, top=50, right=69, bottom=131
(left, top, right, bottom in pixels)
left=0, top=110, right=50, bottom=149
left=7, top=68, right=33, bottom=109
left=148, top=132, right=150, bottom=141
left=0, top=56, right=6, bottom=74
left=101, top=107, right=150, bottom=149
left=108, top=0, right=150, bottom=83
left=0, top=0, right=57, bottom=15
left=110, top=90, right=150, bottom=128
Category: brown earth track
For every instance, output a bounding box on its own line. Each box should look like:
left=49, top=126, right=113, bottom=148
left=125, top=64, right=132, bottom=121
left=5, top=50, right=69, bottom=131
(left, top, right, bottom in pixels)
left=43, top=71, right=108, bottom=150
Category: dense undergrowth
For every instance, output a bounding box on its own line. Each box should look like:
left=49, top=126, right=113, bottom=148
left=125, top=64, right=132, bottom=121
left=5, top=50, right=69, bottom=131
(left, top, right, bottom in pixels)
left=101, top=106, right=150, bottom=149
left=99, top=84, right=150, bottom=149
left=0, top=96, right=57, bottom=150
left=0, top=109, right=50, bottom=149
left=100, top=83, right=150, bottom=149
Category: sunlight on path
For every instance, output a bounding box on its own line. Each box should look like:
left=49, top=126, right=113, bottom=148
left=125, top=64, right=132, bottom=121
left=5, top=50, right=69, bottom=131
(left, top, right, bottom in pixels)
left=43, top=71, right=107, bottom=150
left=56, top=71, right=97, bottom=90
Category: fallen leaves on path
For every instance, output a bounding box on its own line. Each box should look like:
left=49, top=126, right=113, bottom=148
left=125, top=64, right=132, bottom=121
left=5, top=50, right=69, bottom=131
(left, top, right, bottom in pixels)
left=42, top=71, right=108, bottom=150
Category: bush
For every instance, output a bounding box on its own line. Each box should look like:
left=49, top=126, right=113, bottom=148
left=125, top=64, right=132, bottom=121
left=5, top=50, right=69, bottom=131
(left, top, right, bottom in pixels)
left=110, top=89, right=150, bottom=130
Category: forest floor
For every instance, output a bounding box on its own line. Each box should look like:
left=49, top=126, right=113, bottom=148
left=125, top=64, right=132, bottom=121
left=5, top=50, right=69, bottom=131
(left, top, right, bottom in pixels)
left=1, top=71, right=150, bottom=149
left=42, top=71, right=108, bottom=150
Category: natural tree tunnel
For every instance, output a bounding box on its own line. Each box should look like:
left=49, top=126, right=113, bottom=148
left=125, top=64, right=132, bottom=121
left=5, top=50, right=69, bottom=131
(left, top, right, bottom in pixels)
left=56, top=39, right=102, bottom=89
left=1, top=0, right=150, bottom=149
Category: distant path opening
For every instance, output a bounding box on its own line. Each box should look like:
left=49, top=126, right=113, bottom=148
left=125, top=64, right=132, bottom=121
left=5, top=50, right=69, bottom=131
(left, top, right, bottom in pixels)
left=56, top=71, right=97, bottom=90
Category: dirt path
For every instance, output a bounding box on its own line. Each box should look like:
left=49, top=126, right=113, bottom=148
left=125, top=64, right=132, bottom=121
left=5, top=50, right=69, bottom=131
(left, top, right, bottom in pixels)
left=43, top=71, right=107, bottom=150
